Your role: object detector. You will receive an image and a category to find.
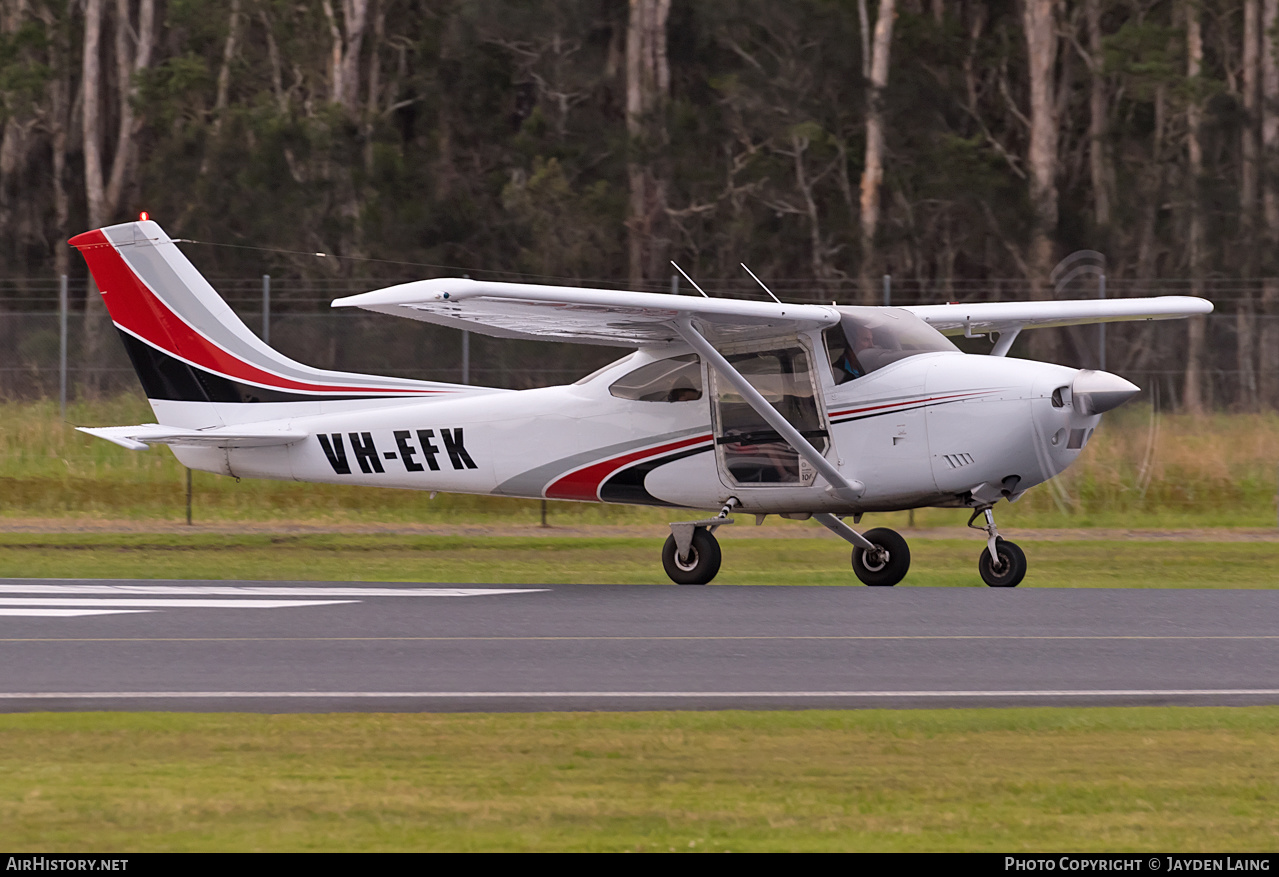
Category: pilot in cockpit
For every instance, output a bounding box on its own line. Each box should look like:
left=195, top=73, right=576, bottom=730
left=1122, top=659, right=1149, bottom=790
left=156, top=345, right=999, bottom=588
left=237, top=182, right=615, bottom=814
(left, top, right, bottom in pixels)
left=830, top=325, right=870, bottom=384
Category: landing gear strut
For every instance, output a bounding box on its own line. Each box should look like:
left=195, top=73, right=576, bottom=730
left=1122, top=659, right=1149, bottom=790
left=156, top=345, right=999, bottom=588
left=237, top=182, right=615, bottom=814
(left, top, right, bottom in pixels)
left=663, top=499, right=736, bottom=585
left=969, top=506, right=1026, bottom=588
left=814, top=513, right=911, bottom=586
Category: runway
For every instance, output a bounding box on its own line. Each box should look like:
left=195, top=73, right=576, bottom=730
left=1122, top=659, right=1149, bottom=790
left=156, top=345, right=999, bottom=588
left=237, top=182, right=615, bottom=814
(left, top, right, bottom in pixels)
left=1, top=579, right=1277, bottom=712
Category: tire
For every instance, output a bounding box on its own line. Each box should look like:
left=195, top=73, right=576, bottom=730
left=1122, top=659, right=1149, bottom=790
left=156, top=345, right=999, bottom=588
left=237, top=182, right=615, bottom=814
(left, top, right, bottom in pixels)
left=852, top=527, right=910, bottom=587
left=662, top=529, right=722, bottom=585
left=978, top=538, right=1027, bottom=588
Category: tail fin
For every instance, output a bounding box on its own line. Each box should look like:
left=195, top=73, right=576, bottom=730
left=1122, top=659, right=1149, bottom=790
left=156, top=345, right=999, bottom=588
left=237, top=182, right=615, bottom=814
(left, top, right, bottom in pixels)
left=70, top=221, right=472, bottom=426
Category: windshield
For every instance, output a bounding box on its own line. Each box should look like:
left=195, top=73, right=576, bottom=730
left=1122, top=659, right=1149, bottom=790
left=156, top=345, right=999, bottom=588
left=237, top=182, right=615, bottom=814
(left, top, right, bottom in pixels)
left=826, top=307, right=958, bottom=384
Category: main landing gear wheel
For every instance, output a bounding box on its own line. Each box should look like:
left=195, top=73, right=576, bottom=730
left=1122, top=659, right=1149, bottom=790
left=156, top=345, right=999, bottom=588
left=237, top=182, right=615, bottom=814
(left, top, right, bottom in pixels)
left=978, top=538, right=1026, bottom=588
left=852, top=527, right=911, bottom=587
left=662, top=528, right=722, bottom=585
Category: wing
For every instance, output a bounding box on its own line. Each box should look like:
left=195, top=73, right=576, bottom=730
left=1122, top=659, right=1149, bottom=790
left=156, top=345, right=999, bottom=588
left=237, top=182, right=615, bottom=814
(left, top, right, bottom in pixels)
left=332, top=279, right=840, bottom=347
left=78, top=424, right=308, bottom=451
left=902, top=296, right=1213, bottom=336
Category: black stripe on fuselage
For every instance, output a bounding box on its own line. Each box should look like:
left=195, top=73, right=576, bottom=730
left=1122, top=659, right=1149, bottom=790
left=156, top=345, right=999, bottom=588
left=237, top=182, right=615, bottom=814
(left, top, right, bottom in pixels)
left=597, top=445, right=712, bottom=506
left=829, top=399, right=968, bottom=425
left=115, top=330, right=419, bottom=403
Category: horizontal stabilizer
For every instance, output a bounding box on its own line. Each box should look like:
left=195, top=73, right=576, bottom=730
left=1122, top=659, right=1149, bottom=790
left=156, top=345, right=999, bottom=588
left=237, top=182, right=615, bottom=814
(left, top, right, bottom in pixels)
left=78, top=424, right=308, bottom=451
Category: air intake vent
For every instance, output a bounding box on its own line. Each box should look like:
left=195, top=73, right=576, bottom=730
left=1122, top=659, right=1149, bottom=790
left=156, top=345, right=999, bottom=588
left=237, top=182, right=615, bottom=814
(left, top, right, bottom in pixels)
left=943, top=453, right=975, bottom=469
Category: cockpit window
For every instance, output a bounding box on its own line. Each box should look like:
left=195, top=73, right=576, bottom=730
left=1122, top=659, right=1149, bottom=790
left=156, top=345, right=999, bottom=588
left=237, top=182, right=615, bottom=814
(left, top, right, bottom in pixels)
left=825, top=308, right=958, bottom=383
left=609, top=354, right=702, bottom=402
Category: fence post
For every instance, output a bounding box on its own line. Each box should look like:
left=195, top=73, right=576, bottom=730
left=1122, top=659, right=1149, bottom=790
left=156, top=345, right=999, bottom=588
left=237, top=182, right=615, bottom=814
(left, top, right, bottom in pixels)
left=59, top=274, right=68, bottom=418
left=461, top=331, right=470, bottom=384
left=262, top=275, right=271, bottom=344
left=882, top=274, right=891, bottom=307
left=671, top=274, right=679, bottom=295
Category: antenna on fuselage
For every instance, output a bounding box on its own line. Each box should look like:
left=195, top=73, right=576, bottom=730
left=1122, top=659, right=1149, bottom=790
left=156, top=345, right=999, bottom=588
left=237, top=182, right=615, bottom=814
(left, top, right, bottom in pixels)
left=670, top=261, right=710, bottom=298
left=740, top=263, right=782, bottom=303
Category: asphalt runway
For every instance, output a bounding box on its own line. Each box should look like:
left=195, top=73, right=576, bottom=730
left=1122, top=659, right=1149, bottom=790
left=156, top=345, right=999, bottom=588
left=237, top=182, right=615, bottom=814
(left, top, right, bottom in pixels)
left=1, top=579, right=1277, bottom=712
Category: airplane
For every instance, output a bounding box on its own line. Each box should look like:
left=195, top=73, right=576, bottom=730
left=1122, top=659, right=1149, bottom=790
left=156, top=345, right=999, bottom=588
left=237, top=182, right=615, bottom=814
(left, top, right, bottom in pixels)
left=69, top=219, right=1212, bottom=587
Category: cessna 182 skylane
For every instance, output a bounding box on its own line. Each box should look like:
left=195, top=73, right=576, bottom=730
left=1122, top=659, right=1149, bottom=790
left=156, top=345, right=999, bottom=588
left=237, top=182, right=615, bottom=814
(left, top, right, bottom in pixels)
left=71, top=219, right=1211, bottom=587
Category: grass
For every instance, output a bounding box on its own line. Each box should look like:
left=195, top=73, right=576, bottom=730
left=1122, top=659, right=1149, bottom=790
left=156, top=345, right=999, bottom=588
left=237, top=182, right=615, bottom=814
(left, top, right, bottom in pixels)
left=3, top=403, right=1276, bottom=852
left=2, top=397, right=1278, bottom=528
left=1, top=708, right=1276, bottom=851
left=0, top=532, right=1275, bottom=586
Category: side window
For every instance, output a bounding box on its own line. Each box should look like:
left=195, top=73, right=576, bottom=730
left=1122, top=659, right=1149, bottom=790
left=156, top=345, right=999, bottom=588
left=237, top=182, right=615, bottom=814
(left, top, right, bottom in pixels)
left=825, top=328, right=865, bottom=385
left=609, top=355, right=703, bottom=402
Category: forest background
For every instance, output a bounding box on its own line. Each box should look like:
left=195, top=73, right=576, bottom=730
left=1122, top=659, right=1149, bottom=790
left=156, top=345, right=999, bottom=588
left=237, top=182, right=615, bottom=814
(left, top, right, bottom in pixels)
left=0, top=0, right=1276, bottom=411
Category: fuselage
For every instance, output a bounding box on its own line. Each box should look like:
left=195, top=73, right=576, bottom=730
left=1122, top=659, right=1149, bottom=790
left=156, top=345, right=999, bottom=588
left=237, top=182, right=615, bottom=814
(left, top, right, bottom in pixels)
left=172, top=330, right=1103, bottom=516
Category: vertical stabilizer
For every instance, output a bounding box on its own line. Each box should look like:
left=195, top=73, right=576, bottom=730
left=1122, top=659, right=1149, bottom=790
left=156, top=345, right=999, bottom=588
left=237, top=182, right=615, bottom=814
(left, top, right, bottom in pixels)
left=70, top=221, right=482, bottom=427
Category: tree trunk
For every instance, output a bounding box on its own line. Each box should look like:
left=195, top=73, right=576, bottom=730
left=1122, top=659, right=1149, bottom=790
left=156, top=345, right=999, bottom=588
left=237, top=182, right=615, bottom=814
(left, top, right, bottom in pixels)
left=859, top=0, right=896, bottom=305
left=80, top=0, right=109, bottom=395
left=82, top=0, right=105, bottom=229
left=1183, top=2, right=1207, bottom=414
left=625, top=0, right=671, bottom=288
left=1239, top=0, right=1260, bottom=410
left=0, top=0, right=36, bottom=265
left=1262, top=0, right=1279, bottom=408
left=322, top=0, right=369, bottom=116
left=322, top=0, right=371, bottom=265
left=1023, top=0, right=1061, bottom=361
left=1085, top=0, right=1112, bottom=233
left=211, top=0, right=243, bottom=136
left=81, top=0, right=157, bottom=394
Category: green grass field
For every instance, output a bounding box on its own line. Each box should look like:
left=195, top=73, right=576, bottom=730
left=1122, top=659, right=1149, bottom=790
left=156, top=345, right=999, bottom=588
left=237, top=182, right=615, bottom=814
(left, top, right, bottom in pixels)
left=0, top=531, right=1275, bottom=587
left=2, top=708, right=1276, bottom=851
left=3, top=399, right=1277, bottom=852
left=3, top=398, right=1279, bottom=528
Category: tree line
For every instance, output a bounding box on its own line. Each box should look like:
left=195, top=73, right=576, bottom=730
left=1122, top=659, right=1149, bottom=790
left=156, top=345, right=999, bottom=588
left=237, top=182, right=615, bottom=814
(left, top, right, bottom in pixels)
left=0, top=0, right=1274, bottom=408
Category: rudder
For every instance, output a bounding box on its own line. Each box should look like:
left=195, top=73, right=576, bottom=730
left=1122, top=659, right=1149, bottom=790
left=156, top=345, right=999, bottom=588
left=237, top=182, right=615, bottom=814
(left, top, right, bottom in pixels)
left=70, top=221, right=471, bottom=424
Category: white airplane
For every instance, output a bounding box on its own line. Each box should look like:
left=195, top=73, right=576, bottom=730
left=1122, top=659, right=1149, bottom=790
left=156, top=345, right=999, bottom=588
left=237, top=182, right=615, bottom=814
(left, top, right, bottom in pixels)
left=70, top=219, right=1211, bottom=587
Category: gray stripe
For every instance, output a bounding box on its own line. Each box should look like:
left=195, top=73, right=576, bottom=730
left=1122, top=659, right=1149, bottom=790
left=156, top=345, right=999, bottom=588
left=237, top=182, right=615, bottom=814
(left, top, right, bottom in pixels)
left=492, top=425, right=709, bottom=497
left=105, top=226, right=438, bottom=391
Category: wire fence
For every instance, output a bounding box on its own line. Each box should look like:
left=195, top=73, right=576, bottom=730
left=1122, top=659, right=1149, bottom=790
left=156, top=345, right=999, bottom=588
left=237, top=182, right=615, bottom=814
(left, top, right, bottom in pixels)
left=1, top=275, right=1275, bottom=409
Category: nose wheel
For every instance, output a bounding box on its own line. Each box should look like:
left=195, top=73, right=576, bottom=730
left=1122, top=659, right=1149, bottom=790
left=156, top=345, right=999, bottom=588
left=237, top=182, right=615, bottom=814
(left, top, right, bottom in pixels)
left=969, top=507, right=1026, bottom=587
left=978, top=538, right=1026, bottom=587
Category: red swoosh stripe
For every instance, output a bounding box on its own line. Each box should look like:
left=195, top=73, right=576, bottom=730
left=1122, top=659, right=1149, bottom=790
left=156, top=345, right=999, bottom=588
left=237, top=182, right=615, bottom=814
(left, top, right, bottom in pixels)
left=544, top=434, right=713, bottom=501
left=69, top=229, right=440, bottom=397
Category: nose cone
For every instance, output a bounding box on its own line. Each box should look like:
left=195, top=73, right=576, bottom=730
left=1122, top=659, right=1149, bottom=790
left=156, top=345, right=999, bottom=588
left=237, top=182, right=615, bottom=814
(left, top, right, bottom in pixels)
left=1072, top=369, right=1140, bottom=415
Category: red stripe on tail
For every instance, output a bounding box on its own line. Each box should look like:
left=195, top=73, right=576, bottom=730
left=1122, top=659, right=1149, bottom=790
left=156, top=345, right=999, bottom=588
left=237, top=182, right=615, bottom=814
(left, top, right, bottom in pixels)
left=69, top=230, right=437, bottom=397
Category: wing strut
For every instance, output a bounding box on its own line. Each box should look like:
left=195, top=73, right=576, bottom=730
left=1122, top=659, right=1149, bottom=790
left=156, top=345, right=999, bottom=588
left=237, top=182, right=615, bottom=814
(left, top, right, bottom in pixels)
left=990, top=326, right=1021, bottom=357
left=674, top=319, right=863, bottom=502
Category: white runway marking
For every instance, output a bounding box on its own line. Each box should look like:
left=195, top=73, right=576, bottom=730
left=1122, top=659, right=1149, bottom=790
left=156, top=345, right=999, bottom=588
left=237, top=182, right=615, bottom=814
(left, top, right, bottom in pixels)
left=0, top=609, right=152, bottom=618
left=0, top=584, right=547, bottom=618
left=2, top=689, right=1277, bottom=700
left=0, top=598, right=357, bottom=609
left=0, top=584, right=546, bottom=597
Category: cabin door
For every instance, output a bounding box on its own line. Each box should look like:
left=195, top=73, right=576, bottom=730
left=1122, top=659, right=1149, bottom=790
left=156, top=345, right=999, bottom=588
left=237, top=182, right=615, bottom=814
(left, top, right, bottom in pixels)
left=708, top=337, right=830, bottom=488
